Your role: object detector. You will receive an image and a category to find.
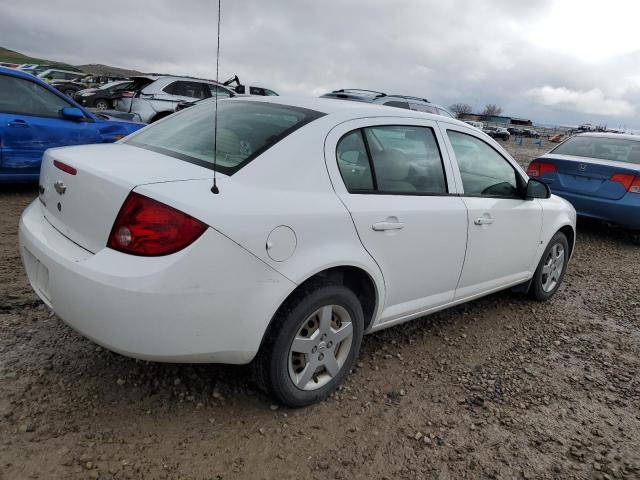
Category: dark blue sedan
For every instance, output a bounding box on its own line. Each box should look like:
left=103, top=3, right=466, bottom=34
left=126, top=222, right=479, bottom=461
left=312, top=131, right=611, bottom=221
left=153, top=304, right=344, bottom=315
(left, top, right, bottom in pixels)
left=0, top=66, right=145, bottom=183
left=528, top=133, right=640, bottom=244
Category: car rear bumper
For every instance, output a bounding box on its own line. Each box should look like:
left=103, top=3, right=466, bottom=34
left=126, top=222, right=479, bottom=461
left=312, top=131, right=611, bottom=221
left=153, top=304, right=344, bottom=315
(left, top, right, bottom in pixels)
left=19, top=200, right=296, bottom=364
left=550, top=188, right=640, bottom=230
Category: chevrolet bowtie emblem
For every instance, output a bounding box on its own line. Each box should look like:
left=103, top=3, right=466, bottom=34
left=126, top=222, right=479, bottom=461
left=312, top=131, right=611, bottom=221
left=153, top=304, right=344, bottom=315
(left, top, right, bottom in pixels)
left=54, top=181, right=67, bottom=195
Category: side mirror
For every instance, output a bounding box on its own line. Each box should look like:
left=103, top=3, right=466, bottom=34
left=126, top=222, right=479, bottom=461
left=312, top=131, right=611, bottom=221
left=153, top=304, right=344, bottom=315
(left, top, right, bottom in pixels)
left=525, top=178, right=551, bottom=199
left=60, top=107, right=85, bottom=121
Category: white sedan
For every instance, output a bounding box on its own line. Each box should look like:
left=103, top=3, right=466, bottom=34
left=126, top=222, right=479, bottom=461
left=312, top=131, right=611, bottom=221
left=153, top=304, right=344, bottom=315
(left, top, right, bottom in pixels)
left=19, top=97, right=576, bottom=406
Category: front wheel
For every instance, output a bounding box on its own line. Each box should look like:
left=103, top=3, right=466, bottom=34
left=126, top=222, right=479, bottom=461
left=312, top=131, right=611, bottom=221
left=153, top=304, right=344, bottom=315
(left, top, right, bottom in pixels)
left=530, top=232, right=569, bottom=301
left=253, top=284, right=364, bottom=407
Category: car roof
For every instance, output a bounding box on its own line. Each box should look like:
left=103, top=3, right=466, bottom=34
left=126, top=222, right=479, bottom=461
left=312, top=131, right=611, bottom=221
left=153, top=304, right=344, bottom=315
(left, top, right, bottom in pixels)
left=0, top=65, right=39, bottom=80
left=229, top=96, right=472, bottom=126
left=576, top=132, right=640, bottom=142
left=38, top=68, right=82, bottom=75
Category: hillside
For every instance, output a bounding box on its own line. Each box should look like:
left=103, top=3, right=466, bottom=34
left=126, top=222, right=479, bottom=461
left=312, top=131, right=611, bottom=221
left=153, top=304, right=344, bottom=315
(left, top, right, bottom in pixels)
left=76, top=63, right=142, bottom=77
left=0, top=47, right=142, bottom=76
left=0, top=47, right=77, bottom=70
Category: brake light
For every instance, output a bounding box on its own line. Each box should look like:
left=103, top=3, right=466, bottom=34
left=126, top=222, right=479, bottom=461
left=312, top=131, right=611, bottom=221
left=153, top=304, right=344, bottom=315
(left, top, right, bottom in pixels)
left=610, top=173, right=640, bottom=193
left=527, top=160, right=556, bottom=177
left=107, top=193, right=207, bottom=256
left=120, top=91, right=135, bottom=98
left=53, top=160, right=77, bottom=175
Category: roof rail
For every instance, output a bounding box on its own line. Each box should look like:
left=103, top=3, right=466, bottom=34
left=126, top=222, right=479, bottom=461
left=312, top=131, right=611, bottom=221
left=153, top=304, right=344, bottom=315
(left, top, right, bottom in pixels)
left=332, top=89, right=387, bottom=98
left=390, top=94, right=430, bottom=103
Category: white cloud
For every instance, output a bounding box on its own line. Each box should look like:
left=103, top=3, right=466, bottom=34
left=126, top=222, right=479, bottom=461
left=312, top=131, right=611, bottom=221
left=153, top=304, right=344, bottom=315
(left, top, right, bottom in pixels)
left=526, top=86, right=635, bottom=117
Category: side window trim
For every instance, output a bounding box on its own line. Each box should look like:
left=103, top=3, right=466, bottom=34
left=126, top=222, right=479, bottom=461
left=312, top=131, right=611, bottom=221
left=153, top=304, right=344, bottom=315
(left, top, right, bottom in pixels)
left=336, top=124, right=451, bottom=196
left=359, top=127, right=378, bottom=190
left=444, top=127, right=525, bottom=199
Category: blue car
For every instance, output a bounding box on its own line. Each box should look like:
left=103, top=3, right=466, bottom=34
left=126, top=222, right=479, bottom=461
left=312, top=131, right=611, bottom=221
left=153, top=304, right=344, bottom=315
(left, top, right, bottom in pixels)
left=528, top=132, right=640, bottom=244
left=0, top=66, right=145, bottom=182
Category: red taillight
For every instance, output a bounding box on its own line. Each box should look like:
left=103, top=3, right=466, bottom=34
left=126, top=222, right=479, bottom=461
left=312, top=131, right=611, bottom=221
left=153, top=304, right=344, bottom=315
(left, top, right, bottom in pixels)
left=527, top=160, right=556, bottom=177
left=53, top=160, right=77, bottom=175
left=107, top=193, right=207, bottom=256
left=120, top=91, right=135, bottom=98
left=610, top=173, right=640, bottom=193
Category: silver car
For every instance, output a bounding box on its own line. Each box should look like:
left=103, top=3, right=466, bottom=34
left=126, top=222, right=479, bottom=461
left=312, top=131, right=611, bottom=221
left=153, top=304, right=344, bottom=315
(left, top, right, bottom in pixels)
left=115, top=75, right=235, bottom=123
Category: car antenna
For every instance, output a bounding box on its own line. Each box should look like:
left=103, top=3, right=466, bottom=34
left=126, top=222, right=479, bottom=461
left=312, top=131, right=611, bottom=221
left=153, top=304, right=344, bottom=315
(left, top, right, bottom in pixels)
left=211, top=0, right=222, bottom=194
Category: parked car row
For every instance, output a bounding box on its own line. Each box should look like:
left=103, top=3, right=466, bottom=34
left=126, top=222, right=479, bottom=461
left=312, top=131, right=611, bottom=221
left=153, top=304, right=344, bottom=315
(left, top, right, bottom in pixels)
left=320, top=89, right=456, bottom=118
left=0, top=66, right=145, bottom=182
left=483, top=125, right=510, bottom=141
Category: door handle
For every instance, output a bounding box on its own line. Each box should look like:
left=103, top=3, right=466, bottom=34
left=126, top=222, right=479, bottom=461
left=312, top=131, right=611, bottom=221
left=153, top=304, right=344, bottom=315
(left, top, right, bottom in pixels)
left=8, top=120, right=28, bottom=128
left=372, top=221, right=405, bottom=231
left=474, top=217, right=495, bottom=226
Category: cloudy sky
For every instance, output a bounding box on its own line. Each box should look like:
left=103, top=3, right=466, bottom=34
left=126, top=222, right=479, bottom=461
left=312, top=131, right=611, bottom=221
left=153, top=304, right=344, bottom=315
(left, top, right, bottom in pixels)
left=2, top=0, right=640, bottom=128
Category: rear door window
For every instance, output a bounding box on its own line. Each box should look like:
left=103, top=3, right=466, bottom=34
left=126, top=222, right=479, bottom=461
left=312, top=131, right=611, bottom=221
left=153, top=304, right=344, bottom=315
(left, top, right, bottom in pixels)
left=168, top=81, right=208, bottom=99
left=383, top=101, right=410, bottom=109
left=336, top=125, right=448, bottom=194
left=208, top=84, right=232, bottom=98
left=336, top=130, right=374, bottom=191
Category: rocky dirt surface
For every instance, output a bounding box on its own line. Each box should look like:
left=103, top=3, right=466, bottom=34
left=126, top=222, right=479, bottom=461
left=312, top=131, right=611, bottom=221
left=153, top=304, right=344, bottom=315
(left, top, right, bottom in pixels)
left=1, top=138, right=639, bottom=480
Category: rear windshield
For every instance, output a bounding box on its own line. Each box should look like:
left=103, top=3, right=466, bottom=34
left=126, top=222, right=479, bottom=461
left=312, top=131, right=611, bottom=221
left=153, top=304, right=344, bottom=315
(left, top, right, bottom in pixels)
left=552, top=136, right=640, bottom=165
left=126, top=100, right=325, bottom=175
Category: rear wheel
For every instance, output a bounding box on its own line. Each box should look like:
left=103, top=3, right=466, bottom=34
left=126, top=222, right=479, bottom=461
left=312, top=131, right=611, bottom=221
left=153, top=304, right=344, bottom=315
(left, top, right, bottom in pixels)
left=530, top=232, right=569, bottom=301
left=95, top=99, right=109, bottom=111
left=253, top=284, right=364, bottom=407
left=63, top=89, right=76, bottom=98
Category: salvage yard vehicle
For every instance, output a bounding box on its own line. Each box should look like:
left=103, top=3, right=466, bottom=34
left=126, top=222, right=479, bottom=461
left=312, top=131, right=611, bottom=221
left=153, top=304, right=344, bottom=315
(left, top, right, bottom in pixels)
left=0, top=67, right=145, bottom=182
left=19, top=97, right=576, bottom=406
left=76, top=80, right=134, bottom=110
left=37, top=68, right=83, bottom=83
left=320, top=89, right=455, bottom=118
left=114, top=75, right=235, bottom=123
left=483, top=126, right=510, bottom=141
left=529, top=132, right=640, bottom=244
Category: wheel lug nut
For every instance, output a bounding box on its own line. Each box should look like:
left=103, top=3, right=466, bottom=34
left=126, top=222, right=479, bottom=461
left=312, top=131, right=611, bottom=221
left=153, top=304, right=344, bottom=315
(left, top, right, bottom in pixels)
left=318, top=353, right=324, bottom=361
left=327, top=341, right=333, bottom=348
left=311, top=346, right=317, bottom=353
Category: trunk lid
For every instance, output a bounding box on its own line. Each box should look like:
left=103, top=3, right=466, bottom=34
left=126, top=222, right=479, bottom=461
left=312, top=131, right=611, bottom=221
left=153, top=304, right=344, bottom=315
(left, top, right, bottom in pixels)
left=539, top=153, right=640, bottom=200
left=39, top=143, right=213, bottom=253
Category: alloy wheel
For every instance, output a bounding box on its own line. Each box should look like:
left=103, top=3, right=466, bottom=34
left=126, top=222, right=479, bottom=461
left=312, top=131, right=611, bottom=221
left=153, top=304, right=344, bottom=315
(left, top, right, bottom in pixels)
left=288, top=305, right=354, bottom=391
left=541, top=243, right=565, bottom=293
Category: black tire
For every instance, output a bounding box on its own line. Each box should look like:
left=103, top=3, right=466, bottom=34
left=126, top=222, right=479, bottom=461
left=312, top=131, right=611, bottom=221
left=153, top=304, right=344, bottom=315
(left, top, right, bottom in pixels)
left=63, top=89, right=77, bottom=98
left=529, top=232, right=569, bottom=301
left=95, top=99, right=109, bottom=111
left=253, top=284, right=364, bottom=407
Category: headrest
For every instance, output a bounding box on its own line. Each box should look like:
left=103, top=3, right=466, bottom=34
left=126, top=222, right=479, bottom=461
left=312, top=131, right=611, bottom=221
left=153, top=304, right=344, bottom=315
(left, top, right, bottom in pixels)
left=376, top=149, right=409, bottom=181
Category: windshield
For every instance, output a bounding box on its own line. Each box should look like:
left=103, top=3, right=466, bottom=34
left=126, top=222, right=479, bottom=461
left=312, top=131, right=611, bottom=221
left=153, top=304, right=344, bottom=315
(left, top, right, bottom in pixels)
left=126, top=100, right=325, bottom=175
left=552, top=136, right=640, bottom=165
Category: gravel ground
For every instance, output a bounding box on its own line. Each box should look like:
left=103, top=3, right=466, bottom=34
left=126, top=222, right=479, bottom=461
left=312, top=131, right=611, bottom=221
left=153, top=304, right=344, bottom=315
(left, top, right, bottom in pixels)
left=1, top=138, right=639, bottom=480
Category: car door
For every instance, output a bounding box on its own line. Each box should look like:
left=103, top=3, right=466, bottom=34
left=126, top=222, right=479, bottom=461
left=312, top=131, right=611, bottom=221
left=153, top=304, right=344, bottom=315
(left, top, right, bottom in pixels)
left=0, top=73, right=100, bottom=175
left=440, top=124, right=543, bottom=300
left=325, top=118, right=468, bottom=326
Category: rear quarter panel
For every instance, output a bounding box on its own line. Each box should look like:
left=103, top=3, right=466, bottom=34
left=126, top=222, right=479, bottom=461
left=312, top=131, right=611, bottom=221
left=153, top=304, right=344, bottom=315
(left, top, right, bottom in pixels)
left=135, top=116, right=386, bottom=325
